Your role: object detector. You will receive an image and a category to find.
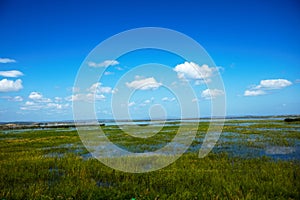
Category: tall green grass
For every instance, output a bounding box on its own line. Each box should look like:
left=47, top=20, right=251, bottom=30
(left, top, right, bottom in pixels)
left=0, top=119, right=299, bottom=199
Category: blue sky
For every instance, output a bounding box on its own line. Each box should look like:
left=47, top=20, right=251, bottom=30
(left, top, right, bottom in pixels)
left=0, top=0, right=300, bottom=122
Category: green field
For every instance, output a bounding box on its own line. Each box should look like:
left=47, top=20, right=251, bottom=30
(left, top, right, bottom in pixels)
left=1, top=119, right=300, bottom=199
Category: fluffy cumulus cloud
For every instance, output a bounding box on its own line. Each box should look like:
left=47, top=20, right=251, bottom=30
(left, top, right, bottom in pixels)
left=0, top=79, right=23, bottom=92
left=244, top=79, right=292, bottom=96
left=21, top=102, right=69, bottom=111
left=21, top=92, right=70, bottom=111
left=88, top=60, right=119, bottom=68
left=201, top=89, right=224, bottom=100
left=46, top=103, right=69, bottom=110
left=0, top=70, right=24, bottom=78
left=174, top=62, right=218, bottom=82
left=126, top=77, right=162, bottom=90
left=21, top=102, right=41, bottom=111
left=66, top=82, right=114, bottom=102
left=29, top=92, right=43, bottom=100
left=0, top=58, right=16, bottom=63
left=28, top=92, right=51, bottom=102
left=162, top=97, right=176, bottom=102
left=255, top=79, right=292, bottom=90
left=88, top=82, right=113, bottom=94
left=12, top=96, right=23, bottom=102
left=244, top=90, right=265, bottom=97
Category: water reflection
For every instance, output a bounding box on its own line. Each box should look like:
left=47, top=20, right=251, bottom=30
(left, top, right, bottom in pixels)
left=1, top=117, right=299, bottom=161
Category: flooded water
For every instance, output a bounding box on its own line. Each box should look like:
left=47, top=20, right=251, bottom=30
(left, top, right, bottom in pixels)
left=1, top=117, right=299, bottom=161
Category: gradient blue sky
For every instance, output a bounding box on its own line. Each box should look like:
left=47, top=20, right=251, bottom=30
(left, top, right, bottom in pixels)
left=0, top=0, right=300, bottom=122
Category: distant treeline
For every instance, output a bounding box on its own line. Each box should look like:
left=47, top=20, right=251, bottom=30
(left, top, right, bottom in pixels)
left=0, top=123, right=105, bottom=130
left=284, top=118, right=300, bottom=122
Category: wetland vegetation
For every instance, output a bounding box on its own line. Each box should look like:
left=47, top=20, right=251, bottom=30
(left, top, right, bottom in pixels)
left=1, top=117, right=300, bottom=199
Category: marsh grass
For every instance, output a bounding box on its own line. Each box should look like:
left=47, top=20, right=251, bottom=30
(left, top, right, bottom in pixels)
left=0, top=119, right=299, bottom=199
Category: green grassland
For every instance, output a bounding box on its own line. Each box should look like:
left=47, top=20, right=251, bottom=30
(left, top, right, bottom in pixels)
left=0, top=119, right=300, bottom=199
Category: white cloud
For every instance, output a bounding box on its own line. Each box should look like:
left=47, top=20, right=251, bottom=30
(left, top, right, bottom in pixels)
left=87, top=93, right=106, bottom=101
left=69, top=87, right=80, bottom=93
left=201, top=89, right=224, bottom=100
left=88, top=83, right=100, bottom=93
left=104, top=71, right=114, bottom=75
left=20, top=93, right=70, bottom=112
left=25, top=101, right=35, bottom=106
left=88, top=82, right=112, bottom=94
left=66, top=93, right=105, bottom=102
left=139, top=98, right=154, bottom=107
left=112, top=88, right=118, bottom=94
left=162, top=97, right=176, bottom=102
left=40, top=98, right=52, bottom=103
left=20, top=105, right=42, bottom=111
left=21, top=94, right=70, bottom=111
left=28, top=92, right=51, bottom=102
left=97, top=109, right=111, bottom=115
left=21, top=101, right=70, bottom=111
left=174, top=62, right=218, bottom=82
left=244, top=79, right=292, bottom=97
left=128, top=101, right=135, bottom=107
left=0, top=70, right=24, bottom=78
left=29, top=92, right=43, bottom=100
left=244, top=90, right=266, bottom=96
left=46, top=103, right=69, bottom=110
left=144, top=99, right=151, bottom=104
left=115, top=66, right=124, bottom=71
left=88, top=60, right=119, bottom=68
left=21, top=101, right=41, bottom=111
left=195, top=80, right=206, bottom=85
left=126, top=77, right=162, bottom=90
left=1, top=95, right=23, bottom=101
left=65, top=95, right=76, bottom=102
left=47, top=103, right=63, bottom=109
left=139, top=97, right=154, bottom=107
left=134, top=75, right=144, bottom=80
left=255, top=79, right=292, bottom=90
left=0, top=58, right=16, bottom=63
left=0, top=79, right=23, bottom=92
left=161, top=97, right=168, bottom=101
left=54, top=97, right=63, bottom=103
left=192, top=98, right=198, bottom=102
left=12, top=96, right=23, bottom=102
